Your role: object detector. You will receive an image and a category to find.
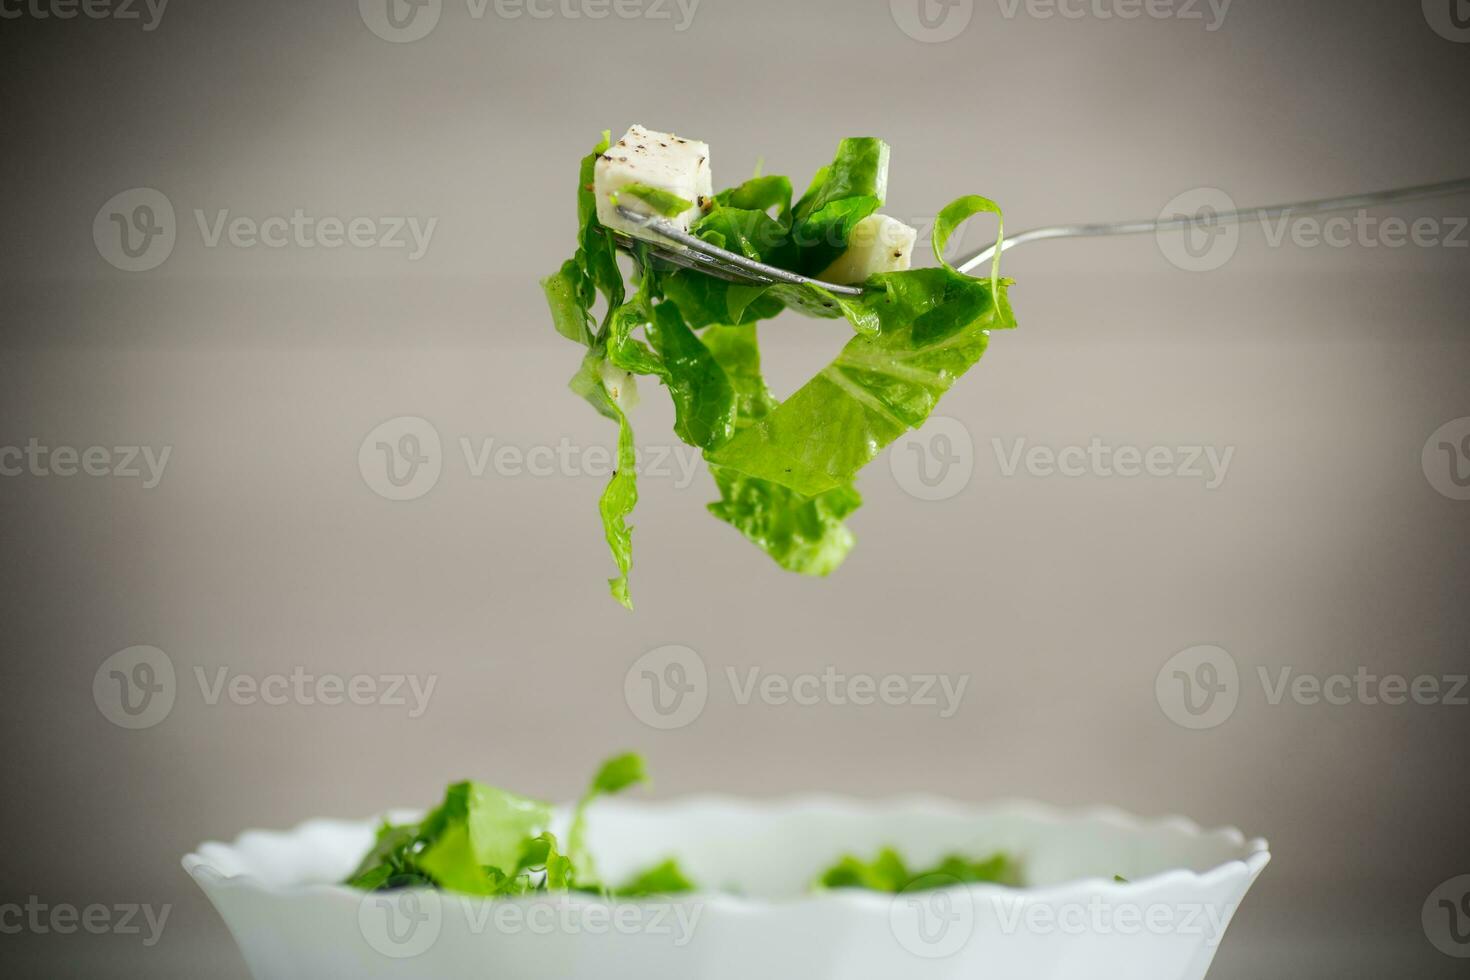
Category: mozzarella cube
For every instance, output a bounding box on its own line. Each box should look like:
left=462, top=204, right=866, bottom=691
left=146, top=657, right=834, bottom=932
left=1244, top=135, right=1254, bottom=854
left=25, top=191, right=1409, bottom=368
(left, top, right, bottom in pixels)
left=594, top=125, right=713, bottom=238
left=818, top=214, right=918, bottom=284
left=599, top=359, right=639, bottom=412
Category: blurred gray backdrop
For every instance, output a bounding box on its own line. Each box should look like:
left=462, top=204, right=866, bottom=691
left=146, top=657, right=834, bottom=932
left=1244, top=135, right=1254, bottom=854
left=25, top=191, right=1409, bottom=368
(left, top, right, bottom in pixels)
left=2, top=0, right=1468, bottom=976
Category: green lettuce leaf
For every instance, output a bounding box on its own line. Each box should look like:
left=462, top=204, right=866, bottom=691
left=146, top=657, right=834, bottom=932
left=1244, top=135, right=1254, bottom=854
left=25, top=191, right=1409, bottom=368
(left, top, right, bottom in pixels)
left=599, top=405, right=638, bottom=609
left=700, top=322, right=861, bottom=573
left=707, top=466, right=862, bottom=575
left=817, top=848, right=1022, bottom=892
left=791, top=137, right=889, bottom=274
left=616, top=182, right=694, bottom=218
left=643, top=302, right=737, bottom=451
left=345, top=779, right=554, bottom=898
left=567, top=752, right=648, bottom=879
left=705, top=198, right=1015, bottom=497
left=613, top=858, right=697, bottom=897
left=344, top=754, right=684, bottom=900
left=707, top=277, right=1011, bottom=497
left=568, top=346, right=639, bottom=608
left=716, top=175, right=793, bottom=219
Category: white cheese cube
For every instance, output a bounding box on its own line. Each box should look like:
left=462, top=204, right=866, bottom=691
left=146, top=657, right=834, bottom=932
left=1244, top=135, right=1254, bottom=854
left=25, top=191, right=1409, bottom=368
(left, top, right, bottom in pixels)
left=594, top=125, right=713, bottom=239
left=818, top=213, right=918, bottom=284
left=600, top=359, right=639, bottom=412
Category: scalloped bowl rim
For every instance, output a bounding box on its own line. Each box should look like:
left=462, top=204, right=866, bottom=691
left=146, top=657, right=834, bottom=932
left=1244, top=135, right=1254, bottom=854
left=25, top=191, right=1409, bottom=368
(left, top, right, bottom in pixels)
left=183, top=794, right=1270, bottom=911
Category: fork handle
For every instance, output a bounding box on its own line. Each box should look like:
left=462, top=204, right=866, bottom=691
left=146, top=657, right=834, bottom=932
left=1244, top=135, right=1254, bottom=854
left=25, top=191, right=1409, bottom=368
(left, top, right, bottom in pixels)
left=953, top=177, right=1470, bottom=275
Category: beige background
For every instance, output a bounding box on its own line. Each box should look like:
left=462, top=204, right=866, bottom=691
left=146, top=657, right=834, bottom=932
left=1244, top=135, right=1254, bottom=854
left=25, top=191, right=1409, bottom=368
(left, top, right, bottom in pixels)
left=2, top=0, right=1468, bottom=976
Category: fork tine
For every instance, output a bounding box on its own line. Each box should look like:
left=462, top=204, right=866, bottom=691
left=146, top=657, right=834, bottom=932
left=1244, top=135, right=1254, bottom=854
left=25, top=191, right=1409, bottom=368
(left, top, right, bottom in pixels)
left=613, top=206, right=866, bottom=297
left=610, top=230, right=756, bottom=283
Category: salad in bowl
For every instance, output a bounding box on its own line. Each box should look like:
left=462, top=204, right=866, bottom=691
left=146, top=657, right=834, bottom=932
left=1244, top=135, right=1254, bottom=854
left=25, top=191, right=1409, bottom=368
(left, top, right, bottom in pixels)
left=184, top=755, right=1269, bottom=979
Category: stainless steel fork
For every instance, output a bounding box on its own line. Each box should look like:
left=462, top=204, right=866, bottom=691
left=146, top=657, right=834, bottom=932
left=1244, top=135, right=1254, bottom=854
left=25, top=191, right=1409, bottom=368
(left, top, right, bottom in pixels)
left=611, top=177, right=1470, bottom=299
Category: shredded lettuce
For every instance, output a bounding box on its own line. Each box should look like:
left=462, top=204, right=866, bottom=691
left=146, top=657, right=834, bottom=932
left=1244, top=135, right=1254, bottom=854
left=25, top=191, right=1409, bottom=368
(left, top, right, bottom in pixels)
left=817, top=847, right=1023, bottom=892
left=345, top=755, right=1030, bottom=900
left=344, top=753, right=693, bottom=899
left=542, top=132, right=1016, bottom=606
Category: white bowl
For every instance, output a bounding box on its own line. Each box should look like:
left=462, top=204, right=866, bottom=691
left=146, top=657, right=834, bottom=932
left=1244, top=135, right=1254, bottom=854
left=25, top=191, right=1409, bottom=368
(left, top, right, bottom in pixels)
left=184, top=796, right=1269, bottom=980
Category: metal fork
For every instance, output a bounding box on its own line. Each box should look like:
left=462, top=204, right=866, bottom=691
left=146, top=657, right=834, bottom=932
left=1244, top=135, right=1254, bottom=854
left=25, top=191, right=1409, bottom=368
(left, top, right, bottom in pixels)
left=611, top=177, right=1470, bottom=300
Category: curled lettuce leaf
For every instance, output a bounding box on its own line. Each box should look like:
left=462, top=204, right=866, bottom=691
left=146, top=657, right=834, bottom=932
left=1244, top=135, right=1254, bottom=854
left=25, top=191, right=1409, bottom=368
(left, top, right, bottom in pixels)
left=700, top=322, right=861, bottom=573
left=706, top=277, right=1010, bottom=497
